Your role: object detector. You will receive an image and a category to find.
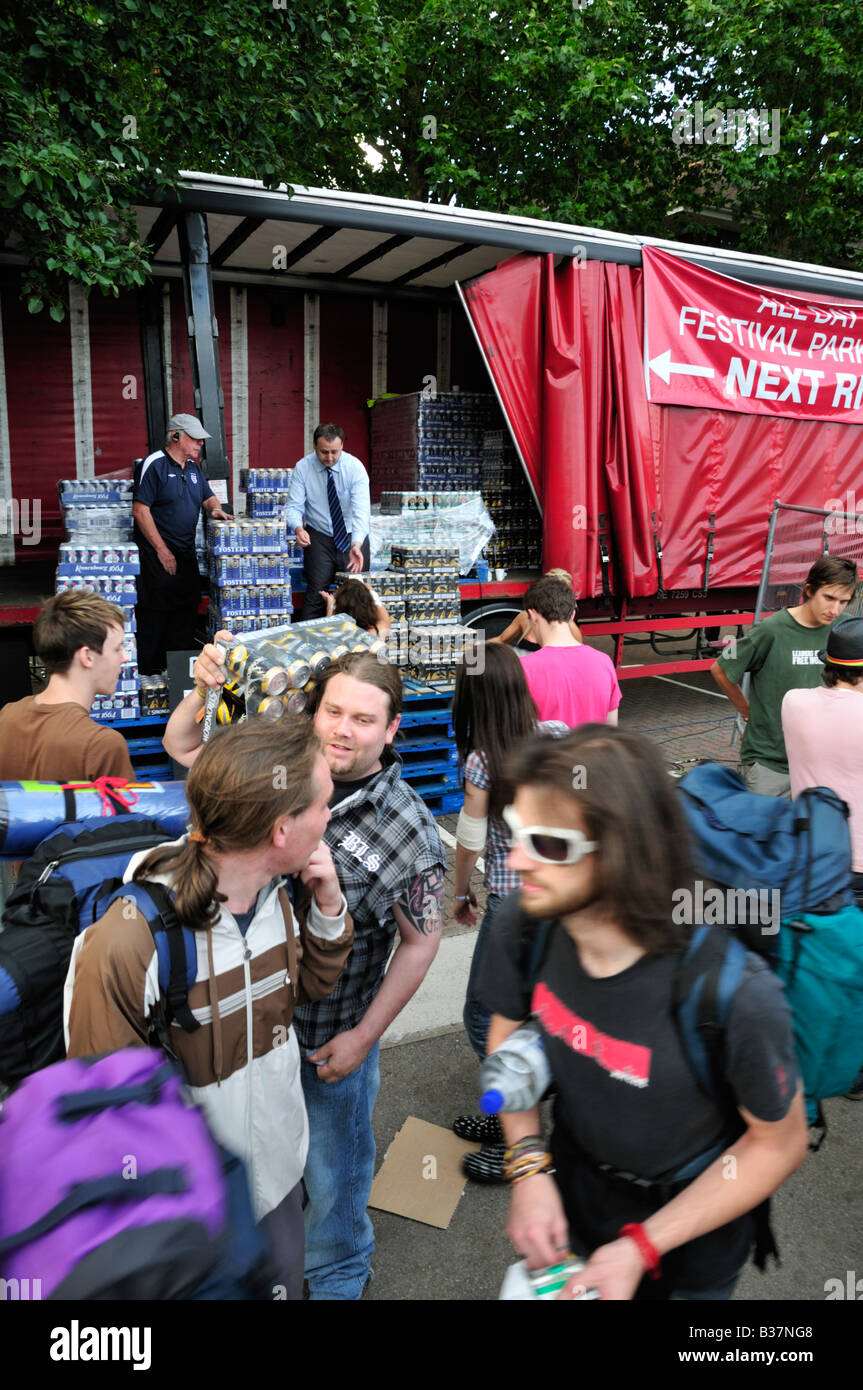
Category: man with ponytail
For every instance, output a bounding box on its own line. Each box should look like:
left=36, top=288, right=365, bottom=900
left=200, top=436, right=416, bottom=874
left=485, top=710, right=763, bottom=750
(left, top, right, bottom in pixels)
left=165, top=643, right=447, bottom=1300
left=64, top=721, right=355, bottom=1299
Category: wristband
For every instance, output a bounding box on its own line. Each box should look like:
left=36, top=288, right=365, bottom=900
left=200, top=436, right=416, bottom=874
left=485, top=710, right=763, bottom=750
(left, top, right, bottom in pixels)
left=504, top=1152, right=554, bottom=1186
left=194, top=680, right=208, bottom=701
left=507, top=1162, right=554, bottom=1187
left=504, top=1136, right=553, bottom=1186
left=454, top=894, right=468, bottom=901
left=619, top=1222, right=662, bottom=1280
left=504, top=1135, right=545, bottom=1157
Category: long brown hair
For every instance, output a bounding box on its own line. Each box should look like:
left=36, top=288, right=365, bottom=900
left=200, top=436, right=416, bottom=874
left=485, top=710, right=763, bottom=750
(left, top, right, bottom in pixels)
left=334, top=579, right=379, bottom=632
left=506, top=725, right=696, bottom=953
left=134, top=720, right=321, bottom=931
left=452, top=644, right=538, bottom=818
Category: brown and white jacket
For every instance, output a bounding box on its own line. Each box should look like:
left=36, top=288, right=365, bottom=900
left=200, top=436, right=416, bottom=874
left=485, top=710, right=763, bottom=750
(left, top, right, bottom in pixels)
left=63, top=841, right=353, bottom=1219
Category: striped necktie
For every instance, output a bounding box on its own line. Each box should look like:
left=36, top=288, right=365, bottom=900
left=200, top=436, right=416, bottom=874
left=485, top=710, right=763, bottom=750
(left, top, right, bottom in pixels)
left=326, top=467, right=350, bottom=552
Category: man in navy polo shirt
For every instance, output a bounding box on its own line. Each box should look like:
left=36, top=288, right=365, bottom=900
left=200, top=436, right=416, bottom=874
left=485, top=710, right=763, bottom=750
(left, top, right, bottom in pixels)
left=133, top=413, right=227, bottom=674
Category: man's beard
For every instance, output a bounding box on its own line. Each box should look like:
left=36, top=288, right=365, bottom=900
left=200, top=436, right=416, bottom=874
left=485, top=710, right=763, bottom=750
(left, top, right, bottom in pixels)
left=518, top=882, right=603, bottom=919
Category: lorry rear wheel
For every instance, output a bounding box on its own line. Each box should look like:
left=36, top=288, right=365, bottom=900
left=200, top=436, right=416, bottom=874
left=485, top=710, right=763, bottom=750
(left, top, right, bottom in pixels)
left=461, top=602, right=529, bottom=645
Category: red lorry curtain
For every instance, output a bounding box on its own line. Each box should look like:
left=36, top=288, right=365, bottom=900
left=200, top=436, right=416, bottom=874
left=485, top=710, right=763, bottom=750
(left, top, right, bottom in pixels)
left=601, top=263, right=659, bottom=597
left=542, top=256, right=611, bottom=596
left=463, top=254, right=660, bottom=597
left=658, top=408, right=863, bottom=590
left=460, top=253, right=544, bottom=505
left=461, top=253, right=863, bottom=599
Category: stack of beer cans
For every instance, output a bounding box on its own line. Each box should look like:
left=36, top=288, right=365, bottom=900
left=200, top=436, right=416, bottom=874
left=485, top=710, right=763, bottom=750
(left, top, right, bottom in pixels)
left=207, top=518, right=301, bottom=634
left=56, top=480, right=140, bottom=721
left=201, top=615, right=387, bottom=733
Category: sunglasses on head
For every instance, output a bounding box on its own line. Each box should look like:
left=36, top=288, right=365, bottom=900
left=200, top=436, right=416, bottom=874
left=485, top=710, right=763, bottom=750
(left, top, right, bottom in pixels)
left=503, top=806, right=598, bottom=865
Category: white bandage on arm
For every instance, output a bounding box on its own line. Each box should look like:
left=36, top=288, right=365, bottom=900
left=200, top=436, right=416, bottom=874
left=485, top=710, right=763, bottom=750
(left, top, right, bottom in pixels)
left=456, top=808, right=488, bottom=852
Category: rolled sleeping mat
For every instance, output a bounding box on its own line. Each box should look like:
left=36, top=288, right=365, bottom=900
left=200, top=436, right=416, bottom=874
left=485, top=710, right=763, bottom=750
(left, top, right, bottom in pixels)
left=0, top=781, right=190, bottom=858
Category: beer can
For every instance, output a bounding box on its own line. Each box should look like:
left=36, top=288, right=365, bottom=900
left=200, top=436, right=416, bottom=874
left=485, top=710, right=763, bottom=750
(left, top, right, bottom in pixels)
left=246, top=661, right=289, bottom=697
left=285, top=689, right=308, bottom=715
left=284, top=657, right=312, bottom=689
left=292, top=644, right=330, bottom=680
left=255, top=694, right=287, bottom=723
left=226, top=643, right=249, bottom=678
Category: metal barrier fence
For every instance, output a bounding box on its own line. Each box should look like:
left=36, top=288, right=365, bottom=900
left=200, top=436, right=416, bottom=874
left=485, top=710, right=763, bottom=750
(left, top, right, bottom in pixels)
left=754, top=501, right=863, bottom=626
left=735, top=501, right=863, bottom=744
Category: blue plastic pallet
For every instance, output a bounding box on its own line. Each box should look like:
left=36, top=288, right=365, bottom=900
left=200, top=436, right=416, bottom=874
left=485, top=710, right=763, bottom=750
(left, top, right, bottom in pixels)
left=401, top=770, right=461, bottom=796
left=399, top=750, right=458, bottom=773
left=398, top=742, right=458, bottom=765
left=130, top=763, right=174, bottom=782
left=397, top=731, right=456, bottom=753
left=399, top=708, right=453, bottom=731
left=400, top=756, right=459, bottom=778
left=402, top=682, right=455, bottom=702
left=421, top=789, right=464, bottom=816
left=122, top=736, right=170, bottom=756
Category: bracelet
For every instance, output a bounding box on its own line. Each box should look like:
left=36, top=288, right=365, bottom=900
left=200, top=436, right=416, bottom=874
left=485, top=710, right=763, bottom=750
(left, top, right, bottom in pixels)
left=503, top=1138, right=553, bottom=1186
left=619, top=1222, right=662, bottom=1280
left=454, top=894, right=468, bottom=902
left=505, top=1153, right=555, bottom=1186
left=504, top=1135, right=545, bottom=1158
left=194, top=680, right=208, bottom=701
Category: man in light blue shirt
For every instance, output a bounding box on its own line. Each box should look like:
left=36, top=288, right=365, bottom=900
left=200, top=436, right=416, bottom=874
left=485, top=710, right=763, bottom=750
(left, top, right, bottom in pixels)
left=285, top=424, right=372, bottom=619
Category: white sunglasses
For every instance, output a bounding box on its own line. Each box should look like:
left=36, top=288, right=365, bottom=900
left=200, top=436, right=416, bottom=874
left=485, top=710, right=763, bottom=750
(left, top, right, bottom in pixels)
left=503, top=806, right=598, bottom=866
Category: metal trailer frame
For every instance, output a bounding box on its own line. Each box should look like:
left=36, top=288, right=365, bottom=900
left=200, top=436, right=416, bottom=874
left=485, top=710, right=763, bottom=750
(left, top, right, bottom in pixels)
left=7, top=176, right=863, bottom=678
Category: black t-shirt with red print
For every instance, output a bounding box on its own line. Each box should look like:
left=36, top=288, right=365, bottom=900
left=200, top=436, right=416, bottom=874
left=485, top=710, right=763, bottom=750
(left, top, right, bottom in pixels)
left=478, top=891, right=799, bottom=1292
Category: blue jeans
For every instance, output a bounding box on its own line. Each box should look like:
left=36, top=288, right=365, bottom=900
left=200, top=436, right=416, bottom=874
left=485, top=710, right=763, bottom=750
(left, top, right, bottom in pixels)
left=301, top=1041, right=381, bottom=1300
left=463, top=892, right=503, bottom=1060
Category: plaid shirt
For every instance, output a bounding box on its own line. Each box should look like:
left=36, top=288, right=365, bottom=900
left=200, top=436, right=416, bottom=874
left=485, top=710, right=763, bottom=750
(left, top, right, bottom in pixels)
left=464, top=721, right=569, bottom=895
left=292, top=748, right=445, bottom=1048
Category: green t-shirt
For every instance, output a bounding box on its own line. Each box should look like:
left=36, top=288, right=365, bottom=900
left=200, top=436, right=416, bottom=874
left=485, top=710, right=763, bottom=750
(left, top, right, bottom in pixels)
left=719, top=609, right=830, bottom=772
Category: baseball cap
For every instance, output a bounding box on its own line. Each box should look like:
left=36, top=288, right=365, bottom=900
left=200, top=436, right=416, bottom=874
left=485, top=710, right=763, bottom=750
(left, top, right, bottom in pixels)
left=818, top=616, right=863, bottom=667
left=169, top=413, right=210, bottom=440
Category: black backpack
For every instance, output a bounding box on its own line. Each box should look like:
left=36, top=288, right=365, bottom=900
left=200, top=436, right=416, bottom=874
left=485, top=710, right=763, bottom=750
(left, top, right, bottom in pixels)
left=0, top=816, right=194, bottom=1088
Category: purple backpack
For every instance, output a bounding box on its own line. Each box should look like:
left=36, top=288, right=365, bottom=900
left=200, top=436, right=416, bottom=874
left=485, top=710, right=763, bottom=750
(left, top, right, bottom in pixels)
left=0, top=1048, right=272, bottom=1299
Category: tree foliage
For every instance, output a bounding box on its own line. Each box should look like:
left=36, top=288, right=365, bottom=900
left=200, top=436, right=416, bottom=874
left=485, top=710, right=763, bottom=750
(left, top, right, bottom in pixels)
left=355, top=0, right=685, bottom=232
left=3, top=0, right=863, bottom=319
left=669, top=0, right=863, bottom=265
left=354, top=0, right=863, bottom=268
left=0, top=0, right=384, bottom=317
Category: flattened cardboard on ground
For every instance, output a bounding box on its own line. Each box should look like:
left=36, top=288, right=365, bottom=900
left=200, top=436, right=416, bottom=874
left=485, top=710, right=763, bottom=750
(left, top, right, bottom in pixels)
left=368, top=1116, right=480, bottom=1228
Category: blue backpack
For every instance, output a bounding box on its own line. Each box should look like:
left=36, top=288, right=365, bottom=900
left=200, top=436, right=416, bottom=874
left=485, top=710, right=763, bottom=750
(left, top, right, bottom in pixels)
left=676, top=762, right=853, bottom=921
left=677, top=764, right=863, bottom=1134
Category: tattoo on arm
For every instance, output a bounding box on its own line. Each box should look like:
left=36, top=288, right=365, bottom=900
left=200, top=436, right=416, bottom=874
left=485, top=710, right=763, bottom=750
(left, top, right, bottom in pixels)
left=398, top=866, right=444, bottom=936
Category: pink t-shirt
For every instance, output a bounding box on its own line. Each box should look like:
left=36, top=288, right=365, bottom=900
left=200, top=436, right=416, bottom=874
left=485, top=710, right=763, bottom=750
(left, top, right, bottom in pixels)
left=520, top=643, right=622, bottom=727
left=781, top=685, right=863, bottom=871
